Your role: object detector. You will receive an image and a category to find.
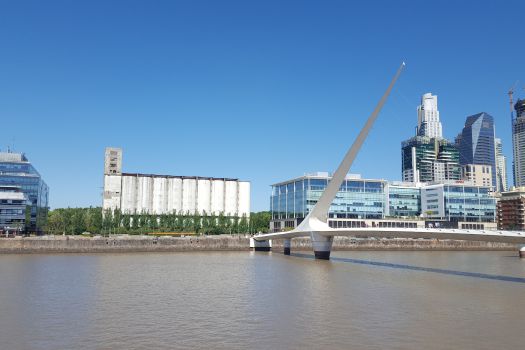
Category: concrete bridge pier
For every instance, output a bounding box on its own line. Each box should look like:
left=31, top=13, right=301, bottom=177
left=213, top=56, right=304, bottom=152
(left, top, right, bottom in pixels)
left=311, top=232, right=333, bottom=260
left=283, top=239, right=291, bottom=255
left=250, top=238, right=271, bottom=252
left=520, top=245, right=525, bottom=258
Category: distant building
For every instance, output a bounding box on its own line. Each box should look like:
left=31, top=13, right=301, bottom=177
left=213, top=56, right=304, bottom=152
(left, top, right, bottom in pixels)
left=401, top=136, right=461, bottom=183
left=271, top=172, right=387, bottom=221
left=269, top=172, right=495, bottom=232
left=421, top=183, right=496, bottom=223
left=270, top=173, right=423, bottom=231
left=462, top=164, right=492, bottom=188
left=104, top=147, right=122, bottom=175
left=495, top=138, right=508, bottom=192
left=416, top=93, right=442, bottom=138
left=386, top=182, right=421, bottom=217
left=497, top=187, right=525, bottom=230
left=0, top=186, right=30, bottom=234
left=401, top=93, right=460, bottom=184
left=512, top=99, right=525, bottom=186
left=457, top=112, right=497, bottom=189
left=0, top=151, right=49, bottom=234
left=102, top=148, right=250, bottom=217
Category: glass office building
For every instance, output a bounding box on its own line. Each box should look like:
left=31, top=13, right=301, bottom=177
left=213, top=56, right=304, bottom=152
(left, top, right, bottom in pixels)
left=457, top=112, right=497, bottom=189
left=421, top=184, right=496, bottom=223
left=0, top=186, right=30, bottom=233
left=401, top=136, right=461, bottom=183
left=271, top=173, right=387, bottom=221
left=0, top=152, right=49, bottom=234
left=270, top=173, right=496, bottom=232
left=386, top=183, right=421, bottom=217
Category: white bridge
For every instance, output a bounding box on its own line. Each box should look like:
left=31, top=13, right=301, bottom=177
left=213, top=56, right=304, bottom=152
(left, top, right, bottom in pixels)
left=252, top=62, right=525, bottom=259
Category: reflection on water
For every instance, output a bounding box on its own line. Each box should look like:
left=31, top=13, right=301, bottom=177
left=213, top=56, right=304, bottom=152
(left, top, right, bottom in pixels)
left=0, top=251, right=524, bottom=350
left=291, top=252, right=525, bottom=283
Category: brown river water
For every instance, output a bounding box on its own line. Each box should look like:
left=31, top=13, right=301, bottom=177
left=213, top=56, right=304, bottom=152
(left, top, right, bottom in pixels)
left=0, top=251, right=524, bottom=350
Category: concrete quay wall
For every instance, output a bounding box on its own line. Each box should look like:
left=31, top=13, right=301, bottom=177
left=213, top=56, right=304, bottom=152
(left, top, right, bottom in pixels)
left=0, top=235, right=519, bottom=254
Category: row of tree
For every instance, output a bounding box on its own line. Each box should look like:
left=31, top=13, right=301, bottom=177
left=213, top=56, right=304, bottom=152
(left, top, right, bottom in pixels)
left=46, top=207, right=271, bottom=236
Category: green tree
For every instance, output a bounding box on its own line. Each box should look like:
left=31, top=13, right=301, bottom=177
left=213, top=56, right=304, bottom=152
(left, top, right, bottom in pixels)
left=249, top=211, right=271, bottom=233
left=71, top=208, right=86, bottom=234
left=131, top=212, right=139, bottom=232
left=239, top=214, right=249, bottom=233
left=231, top=215, right=239, bottom=234
left=192, top=211, right=201, bottom=233
left=122, top=214, right=131, bottom=232
left=102, top=209, right=113, bottom=235
left=47, top=209, right=64, bottom=235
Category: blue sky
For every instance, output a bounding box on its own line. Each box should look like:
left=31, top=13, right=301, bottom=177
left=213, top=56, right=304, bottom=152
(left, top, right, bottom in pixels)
left=1, top=0, right=524, bottom=211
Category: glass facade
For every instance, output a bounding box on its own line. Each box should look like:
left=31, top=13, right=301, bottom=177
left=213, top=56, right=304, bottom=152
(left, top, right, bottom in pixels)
left=271, top=174, right=496, bottom=225
left=271, top=176, right=387, bottom=220
left=387, top=185, right=420, bottom=217
left=422, top=184, right=496, bottom=223
left=0, top=153, right=49, bottom=233
left=401, top=136, right=460, bottom=183
left=443, top=185, right=495, bottom=222
left=457, top=112, right=496, bottom=189
left=0, top=186, right=29, bottom=232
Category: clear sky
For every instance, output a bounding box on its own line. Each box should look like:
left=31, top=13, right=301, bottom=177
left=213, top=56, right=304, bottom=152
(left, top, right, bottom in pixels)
left=1, top=0, right=524, bottom=211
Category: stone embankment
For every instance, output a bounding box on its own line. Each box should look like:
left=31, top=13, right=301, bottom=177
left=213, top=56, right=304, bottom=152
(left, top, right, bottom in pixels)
left=0, top=235, right=518, bottom=254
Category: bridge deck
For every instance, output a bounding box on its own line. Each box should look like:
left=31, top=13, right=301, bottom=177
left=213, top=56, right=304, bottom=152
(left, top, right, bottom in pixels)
left=254, top=228, right=525, bottom=244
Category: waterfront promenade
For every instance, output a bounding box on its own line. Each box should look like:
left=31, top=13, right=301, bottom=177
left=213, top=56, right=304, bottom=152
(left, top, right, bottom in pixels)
left=0, top=234, right=518, bottom=254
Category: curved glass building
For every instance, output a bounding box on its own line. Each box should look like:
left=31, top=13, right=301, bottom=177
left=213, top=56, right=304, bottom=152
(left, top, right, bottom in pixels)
left=0, top=151, right=49, bottom=234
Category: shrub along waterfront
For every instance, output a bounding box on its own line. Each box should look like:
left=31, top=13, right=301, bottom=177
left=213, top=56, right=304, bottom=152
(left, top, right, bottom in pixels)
left=46, top=207, right=271, bottom=236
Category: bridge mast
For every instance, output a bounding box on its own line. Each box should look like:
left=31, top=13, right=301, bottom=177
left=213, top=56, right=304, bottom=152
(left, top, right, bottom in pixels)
left=299, top=62, right=406, bottom=227
left=294, top=62, right=405, bottom=259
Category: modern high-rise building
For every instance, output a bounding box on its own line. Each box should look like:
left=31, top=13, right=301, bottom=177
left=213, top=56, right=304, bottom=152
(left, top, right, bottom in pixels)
left=102, top=148, right=250, bottom=217
left=0, top=151, right=49, bottom=234
left=495, top=138, right=508, bottom=192
left=512, top=99, right=525, bottom=187
left=401, top=93, right=460, bottom=184
left=457, top=112, right=497, bottom=189
left=416, top=93, right=442, bottom=138
left=401, top=136, right=461, bottom=183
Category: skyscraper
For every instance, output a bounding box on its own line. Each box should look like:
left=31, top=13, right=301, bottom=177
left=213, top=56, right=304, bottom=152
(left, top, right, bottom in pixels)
left=416, top=93, right=442, bottom=139
left=457, top=112, right=497, bottom=189
left=401, top=136, right=461, bottom=183
left=401, top=93, right=459, bottom=183
left=512, top=99, right=525, bottom=187
left=495, top=138, right=508, bottom=192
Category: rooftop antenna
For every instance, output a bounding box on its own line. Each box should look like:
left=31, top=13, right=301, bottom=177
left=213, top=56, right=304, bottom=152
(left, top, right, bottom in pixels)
left=509, top=80, right=519, bottom=121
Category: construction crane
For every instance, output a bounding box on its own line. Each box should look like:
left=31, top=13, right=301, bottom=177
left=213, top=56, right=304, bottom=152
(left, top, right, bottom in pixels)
left=509, top=80, right=519, bottom=120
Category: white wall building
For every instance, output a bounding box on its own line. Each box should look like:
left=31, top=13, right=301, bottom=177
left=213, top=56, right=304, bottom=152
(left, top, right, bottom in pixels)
left=103, top=148, right=250, bottom=217
left=420, top=182, right=496, bottom=224
left=416, top=93, right=443, bottom=139
left=462, top=164, right=493, bottom=189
